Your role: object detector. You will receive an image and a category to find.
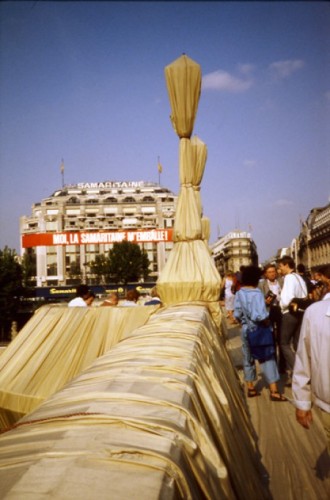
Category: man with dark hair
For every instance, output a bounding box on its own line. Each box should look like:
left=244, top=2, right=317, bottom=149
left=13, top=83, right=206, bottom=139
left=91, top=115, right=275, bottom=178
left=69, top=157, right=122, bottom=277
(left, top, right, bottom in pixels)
left=259, top=263, right=285, bottom=372
left=68, top=284, right=91, bottom=307
left=277, top=256, right=308, bottom=385
left=318, top=265, right=330, bottom=299
left=233, top=265, right=245, bottom=294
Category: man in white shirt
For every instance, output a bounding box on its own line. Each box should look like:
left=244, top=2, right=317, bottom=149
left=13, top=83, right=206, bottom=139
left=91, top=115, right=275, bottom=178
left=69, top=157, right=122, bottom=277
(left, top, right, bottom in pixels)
left=68, top=284, right=91, bottom=307
left=292, top=282, right=330, bottom=454
left=277, top=256, right=308, bottom=382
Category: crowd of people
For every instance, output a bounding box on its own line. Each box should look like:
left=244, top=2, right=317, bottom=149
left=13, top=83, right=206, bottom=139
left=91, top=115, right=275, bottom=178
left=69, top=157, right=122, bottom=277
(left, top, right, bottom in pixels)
left=221, top=259, right=330, bottom=452
left=67, top=285, right=162, bottom=308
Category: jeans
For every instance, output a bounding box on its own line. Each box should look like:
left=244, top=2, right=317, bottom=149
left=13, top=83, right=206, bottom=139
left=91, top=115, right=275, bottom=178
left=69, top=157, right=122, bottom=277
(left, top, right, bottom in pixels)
left=269, top=305, right=286, bottom=373
left=241, top=327, right=280, bottom=384
left=280, top=312, right=302, bottom=371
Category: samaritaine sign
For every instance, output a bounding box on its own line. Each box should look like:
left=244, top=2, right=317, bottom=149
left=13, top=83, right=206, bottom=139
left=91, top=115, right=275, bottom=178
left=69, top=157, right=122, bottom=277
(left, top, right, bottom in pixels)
left=22, top=229, right=173, bottom=247
left=76, top=181, right=145, bottom=189
left=53, top=181, right=153, bottom=193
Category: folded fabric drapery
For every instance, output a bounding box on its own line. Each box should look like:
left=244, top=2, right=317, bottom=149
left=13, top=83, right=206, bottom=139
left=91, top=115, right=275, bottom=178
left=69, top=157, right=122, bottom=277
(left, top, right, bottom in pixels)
left=164, top=54, right=201, bottom=138
left=157, top=55, right=221, bottom=327
left=0, top=305, right=270, bottom=499
left=0, top=304, right=158, bottom=428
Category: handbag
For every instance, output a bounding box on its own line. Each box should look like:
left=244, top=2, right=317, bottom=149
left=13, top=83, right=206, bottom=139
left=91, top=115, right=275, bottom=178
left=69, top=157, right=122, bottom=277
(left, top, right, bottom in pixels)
left=288, top=297, right=313, bottom=317
left=247, top=325, right=275, bottom=361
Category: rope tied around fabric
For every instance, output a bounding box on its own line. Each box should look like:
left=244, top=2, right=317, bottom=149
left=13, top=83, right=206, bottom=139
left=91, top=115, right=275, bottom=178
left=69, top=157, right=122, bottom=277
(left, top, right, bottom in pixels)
left=181, top=183, right=200, bottom=191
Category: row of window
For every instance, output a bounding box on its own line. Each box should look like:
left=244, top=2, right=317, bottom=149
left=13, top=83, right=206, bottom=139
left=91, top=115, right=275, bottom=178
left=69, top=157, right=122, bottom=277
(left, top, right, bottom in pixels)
left=67, top=196, right=163, bottom=203
left=45, top=195, right=175, bottom=206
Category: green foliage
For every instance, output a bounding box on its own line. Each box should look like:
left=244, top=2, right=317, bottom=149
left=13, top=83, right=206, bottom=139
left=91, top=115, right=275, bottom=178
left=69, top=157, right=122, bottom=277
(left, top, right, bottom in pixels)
left=89, top=241, right=150, bottom=284
left=108, top=241, right=150, bottom=284
left=89, top=254, right=110, bottom=284
left=141, top=251, right=151, bottom=281
left=21, top=248, right=36, bottom=287
left=0, top=246, right=23, bottom=339
left=68, top=260, right=82, bottom=280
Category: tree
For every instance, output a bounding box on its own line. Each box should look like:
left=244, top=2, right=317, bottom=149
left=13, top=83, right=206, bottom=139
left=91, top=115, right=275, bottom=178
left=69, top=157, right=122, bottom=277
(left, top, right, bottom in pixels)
left=0, top=246, right=22, bottom=340
left=108, top=241, right=150, bottom=284
left=68, top=260, right=82, bottom=280
left=89, top=254, right=110, bottom=284
left=21, top=248, right=36, bottom=287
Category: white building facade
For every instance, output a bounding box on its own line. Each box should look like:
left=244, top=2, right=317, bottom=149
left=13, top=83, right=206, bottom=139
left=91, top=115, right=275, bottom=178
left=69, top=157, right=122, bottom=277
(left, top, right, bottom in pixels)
left=20, top=181, right=177, bottom=286
left=296, top=202, right=330, bottom=270
left=211, top=231, right=258, bottom=277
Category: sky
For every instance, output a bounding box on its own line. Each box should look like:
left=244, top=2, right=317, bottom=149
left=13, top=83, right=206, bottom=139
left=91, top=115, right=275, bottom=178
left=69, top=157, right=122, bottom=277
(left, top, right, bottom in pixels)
left=0, top=1, right=329, bottom=263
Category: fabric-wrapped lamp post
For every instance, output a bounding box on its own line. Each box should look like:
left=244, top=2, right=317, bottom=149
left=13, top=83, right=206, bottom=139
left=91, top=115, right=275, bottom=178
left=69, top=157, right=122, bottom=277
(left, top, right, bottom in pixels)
left=190, top=135, right=212, bottom=250
left=190, top=135, right=207, bottom=220
left=157, top=54, right=221, bottom=327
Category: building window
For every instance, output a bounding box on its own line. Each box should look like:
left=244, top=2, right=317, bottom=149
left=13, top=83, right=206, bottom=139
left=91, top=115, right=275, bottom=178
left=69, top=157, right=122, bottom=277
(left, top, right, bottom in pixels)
left=47, top=263, right=57, bottom=276
left=67, top=197, right=79, bottom=204
left=123, top=197, right=136, bottom=203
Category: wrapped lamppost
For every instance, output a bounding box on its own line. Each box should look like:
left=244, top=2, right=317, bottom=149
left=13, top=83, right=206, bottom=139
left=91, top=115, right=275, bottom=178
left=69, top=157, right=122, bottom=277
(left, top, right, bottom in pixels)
left=191, top=134, right=207, bottom=220
left=202, top=216, right=212, bottom=251
left=190, top=135, right=212, bottom=251
left=157, top=54, right=221, bottom=327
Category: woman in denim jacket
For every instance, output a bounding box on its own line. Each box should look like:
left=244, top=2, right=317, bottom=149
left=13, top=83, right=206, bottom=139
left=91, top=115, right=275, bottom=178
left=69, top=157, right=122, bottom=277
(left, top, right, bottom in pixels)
left=234, top=266, right=287, bottom=402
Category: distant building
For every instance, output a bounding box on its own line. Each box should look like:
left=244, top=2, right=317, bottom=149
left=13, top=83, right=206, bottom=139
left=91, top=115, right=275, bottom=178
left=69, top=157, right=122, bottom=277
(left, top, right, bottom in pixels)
left=296, top=202, right=330, bottom=270
left=274, top=247, right=292, bottom=260
left=20, top=181, right=177, bottom=286
left=210, top=230, right=258, bottom=277
left=273, top=202, right=330, bottom=271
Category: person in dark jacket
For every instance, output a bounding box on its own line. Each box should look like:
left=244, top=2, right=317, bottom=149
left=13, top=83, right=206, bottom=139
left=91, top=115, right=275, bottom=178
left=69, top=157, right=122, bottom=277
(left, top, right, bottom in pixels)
left=259, top=264, right=285, bottom=373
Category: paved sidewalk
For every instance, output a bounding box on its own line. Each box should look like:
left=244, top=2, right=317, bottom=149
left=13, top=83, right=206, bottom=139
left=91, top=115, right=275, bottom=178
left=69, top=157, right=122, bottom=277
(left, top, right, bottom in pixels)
left=225, top=319, right=330, bottom=500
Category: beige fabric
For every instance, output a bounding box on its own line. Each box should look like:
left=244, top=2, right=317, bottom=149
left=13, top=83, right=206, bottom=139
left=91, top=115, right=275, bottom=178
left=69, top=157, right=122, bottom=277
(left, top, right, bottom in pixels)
left=0, top=305, right=270, bottom=499
left=191, top=135, right=207, bottom=218
left=157, top=240, right=221, bottom=326
left=202, top=216, right=211, bottom=246
left=0, top=304, right=158, bottom=428
left=164, top=54, right=201, bottom=139
left=173, top=139, right=202, bottom=242
left=159, top=55, right=221, bottom=326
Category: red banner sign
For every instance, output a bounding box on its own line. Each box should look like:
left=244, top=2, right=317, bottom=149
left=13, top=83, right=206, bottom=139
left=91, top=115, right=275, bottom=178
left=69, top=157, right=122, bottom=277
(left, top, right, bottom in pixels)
left=22, top=229, right=173, bottom=248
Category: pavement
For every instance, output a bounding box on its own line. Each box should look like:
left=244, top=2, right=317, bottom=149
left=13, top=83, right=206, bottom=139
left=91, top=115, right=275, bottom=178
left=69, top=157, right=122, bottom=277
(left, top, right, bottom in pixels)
left=224, top=317, right=330, bottom=500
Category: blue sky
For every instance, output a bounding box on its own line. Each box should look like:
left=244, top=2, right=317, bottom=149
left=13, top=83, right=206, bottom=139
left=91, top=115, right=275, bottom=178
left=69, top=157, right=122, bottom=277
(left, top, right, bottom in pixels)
left=0, top=1, right=329, bottom=263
